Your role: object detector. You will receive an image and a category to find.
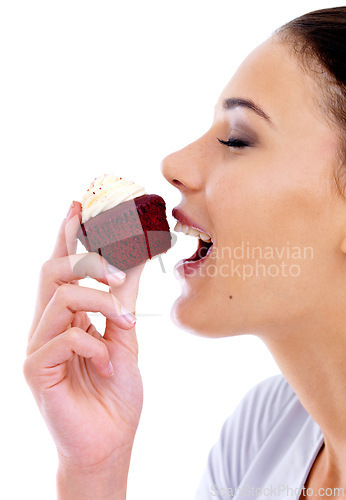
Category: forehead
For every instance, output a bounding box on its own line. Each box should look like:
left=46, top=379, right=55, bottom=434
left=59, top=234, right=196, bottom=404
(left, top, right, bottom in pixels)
left=216, top=38, right=320, bottom=127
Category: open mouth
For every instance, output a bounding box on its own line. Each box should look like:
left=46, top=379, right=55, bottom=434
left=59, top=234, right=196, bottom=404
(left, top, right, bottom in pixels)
left=185, top=238, right=214, bottom=262
left=174, top=221, right=214, bottom=262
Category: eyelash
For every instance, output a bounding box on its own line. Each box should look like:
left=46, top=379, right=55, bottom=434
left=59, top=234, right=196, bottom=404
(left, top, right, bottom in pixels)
left=217, top=137, right=250, bottom=149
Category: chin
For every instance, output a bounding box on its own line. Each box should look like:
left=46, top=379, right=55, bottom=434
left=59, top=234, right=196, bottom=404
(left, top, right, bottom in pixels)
left=170, top=293, right=233, bottom=338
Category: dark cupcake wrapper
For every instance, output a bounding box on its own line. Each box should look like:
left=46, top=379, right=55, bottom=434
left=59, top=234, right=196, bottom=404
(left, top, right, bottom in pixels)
left=77, top=194, right=172, bottom=271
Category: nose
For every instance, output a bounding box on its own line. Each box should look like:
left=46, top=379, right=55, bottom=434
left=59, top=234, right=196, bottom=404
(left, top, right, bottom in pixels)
left=160, top=139, right=205, bottom=192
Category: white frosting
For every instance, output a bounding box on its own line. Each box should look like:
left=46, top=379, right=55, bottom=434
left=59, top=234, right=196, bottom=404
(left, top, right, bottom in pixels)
left=81, top=174, right=146, bottom=223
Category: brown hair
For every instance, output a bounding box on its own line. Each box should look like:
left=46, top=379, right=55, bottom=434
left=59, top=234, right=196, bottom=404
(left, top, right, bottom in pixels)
left=273, top=7, right=346, bottom=196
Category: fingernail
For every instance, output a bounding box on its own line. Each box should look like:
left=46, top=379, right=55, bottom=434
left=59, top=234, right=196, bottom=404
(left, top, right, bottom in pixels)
left=66, top=201, right=75, bottom=219
left=108, top=361, right=114, bottom=376
left=108, top=264, right=126, bottom=281
left=120, top=305, right=136, bottom=325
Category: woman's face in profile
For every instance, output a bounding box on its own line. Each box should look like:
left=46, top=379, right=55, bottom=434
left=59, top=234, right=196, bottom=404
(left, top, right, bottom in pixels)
left=162, top=37, right=345, bottom=339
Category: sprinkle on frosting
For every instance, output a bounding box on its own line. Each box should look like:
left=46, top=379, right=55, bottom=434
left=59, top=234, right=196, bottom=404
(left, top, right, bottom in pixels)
left=81, top=174, right=146, bottom=223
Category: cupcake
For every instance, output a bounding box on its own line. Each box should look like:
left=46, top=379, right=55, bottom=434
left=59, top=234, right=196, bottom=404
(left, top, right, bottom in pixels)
left=77, top=175, right=171, bottom=271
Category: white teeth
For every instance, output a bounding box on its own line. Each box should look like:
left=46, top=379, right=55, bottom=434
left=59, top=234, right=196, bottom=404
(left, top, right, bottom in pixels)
left=174, top=222, right=212, bottom=243
left=186, top=227, right=200, bottom=238
left=199, top=232, right=212, bottom=242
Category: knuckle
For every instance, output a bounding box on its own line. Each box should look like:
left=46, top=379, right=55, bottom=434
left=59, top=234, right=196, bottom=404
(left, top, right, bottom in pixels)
left=66, top=326, right=81, bottom=344
left=41, top=259, right=54, bottom=277
left=23, top=357, right=33, bottom=383
left=53, top=283, right=72, bottom=304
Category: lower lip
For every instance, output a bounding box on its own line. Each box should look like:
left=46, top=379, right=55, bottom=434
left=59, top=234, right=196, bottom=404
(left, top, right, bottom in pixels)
left=173, top=243, right=214, bottom=279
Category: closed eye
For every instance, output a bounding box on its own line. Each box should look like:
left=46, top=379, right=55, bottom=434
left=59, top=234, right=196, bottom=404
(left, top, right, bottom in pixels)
left=217, top=137, right=250, bottom=149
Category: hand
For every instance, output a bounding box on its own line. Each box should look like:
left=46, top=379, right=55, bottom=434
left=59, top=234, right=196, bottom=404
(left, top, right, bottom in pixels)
left=24, top=201, right=145, bottom=498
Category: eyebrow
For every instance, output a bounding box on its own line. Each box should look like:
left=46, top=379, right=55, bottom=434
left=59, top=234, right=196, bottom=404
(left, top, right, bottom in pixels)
left=223, top=97, right=273, bottom=126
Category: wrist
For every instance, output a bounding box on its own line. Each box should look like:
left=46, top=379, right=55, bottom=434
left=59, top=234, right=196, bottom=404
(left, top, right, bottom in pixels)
left=57, top=448, right=132, bottom=500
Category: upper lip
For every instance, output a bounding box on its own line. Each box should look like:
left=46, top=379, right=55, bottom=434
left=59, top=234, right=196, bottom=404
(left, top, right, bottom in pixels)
left=172, top=206, right=212, bottom=239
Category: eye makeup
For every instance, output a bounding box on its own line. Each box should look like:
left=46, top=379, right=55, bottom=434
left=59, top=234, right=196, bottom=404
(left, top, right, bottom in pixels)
left=217, top=117, right=258, bottom=149
left=217, top=137, right=251, bottom=148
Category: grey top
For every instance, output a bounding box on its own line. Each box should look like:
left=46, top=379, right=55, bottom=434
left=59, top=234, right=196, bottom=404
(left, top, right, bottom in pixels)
left=194, top=374, right=324, bottom=499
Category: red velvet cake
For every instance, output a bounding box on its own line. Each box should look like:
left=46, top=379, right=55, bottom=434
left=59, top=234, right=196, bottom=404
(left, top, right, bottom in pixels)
left=77, top=176, right=171, bottom=271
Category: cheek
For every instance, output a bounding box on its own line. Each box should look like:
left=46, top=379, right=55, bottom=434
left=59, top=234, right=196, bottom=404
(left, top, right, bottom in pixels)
left=201, top=157, right=332, bottom=317
left=208, top=149, right=330, bottom=250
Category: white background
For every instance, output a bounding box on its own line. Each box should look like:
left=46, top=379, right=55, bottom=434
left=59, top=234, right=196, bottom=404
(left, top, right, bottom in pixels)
left=1, top=1, right=343, bottom=499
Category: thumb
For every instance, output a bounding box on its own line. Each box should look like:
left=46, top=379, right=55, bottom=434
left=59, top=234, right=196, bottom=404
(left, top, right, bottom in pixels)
left=109, top=261, right=145, bottom=315
left=103, top=262, right=145, bottom=343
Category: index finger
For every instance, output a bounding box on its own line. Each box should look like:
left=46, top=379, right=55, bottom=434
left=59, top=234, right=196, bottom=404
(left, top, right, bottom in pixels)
left=51, top=201, right=82, bottom=259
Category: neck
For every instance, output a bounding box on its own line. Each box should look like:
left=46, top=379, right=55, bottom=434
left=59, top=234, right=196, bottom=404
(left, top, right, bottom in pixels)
left=260, top=315, right=346, bottom=483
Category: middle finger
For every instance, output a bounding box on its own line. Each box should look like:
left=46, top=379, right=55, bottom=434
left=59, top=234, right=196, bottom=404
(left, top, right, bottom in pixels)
left=27, top=284, right=136, bottom=354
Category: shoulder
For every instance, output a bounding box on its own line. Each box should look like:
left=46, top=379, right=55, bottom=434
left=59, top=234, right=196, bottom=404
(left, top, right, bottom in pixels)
left=195, top=374, right=302, bottom=497
left=220, top=374, right=298, bottom=481
left=235, top=373, right=297, bottom=435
